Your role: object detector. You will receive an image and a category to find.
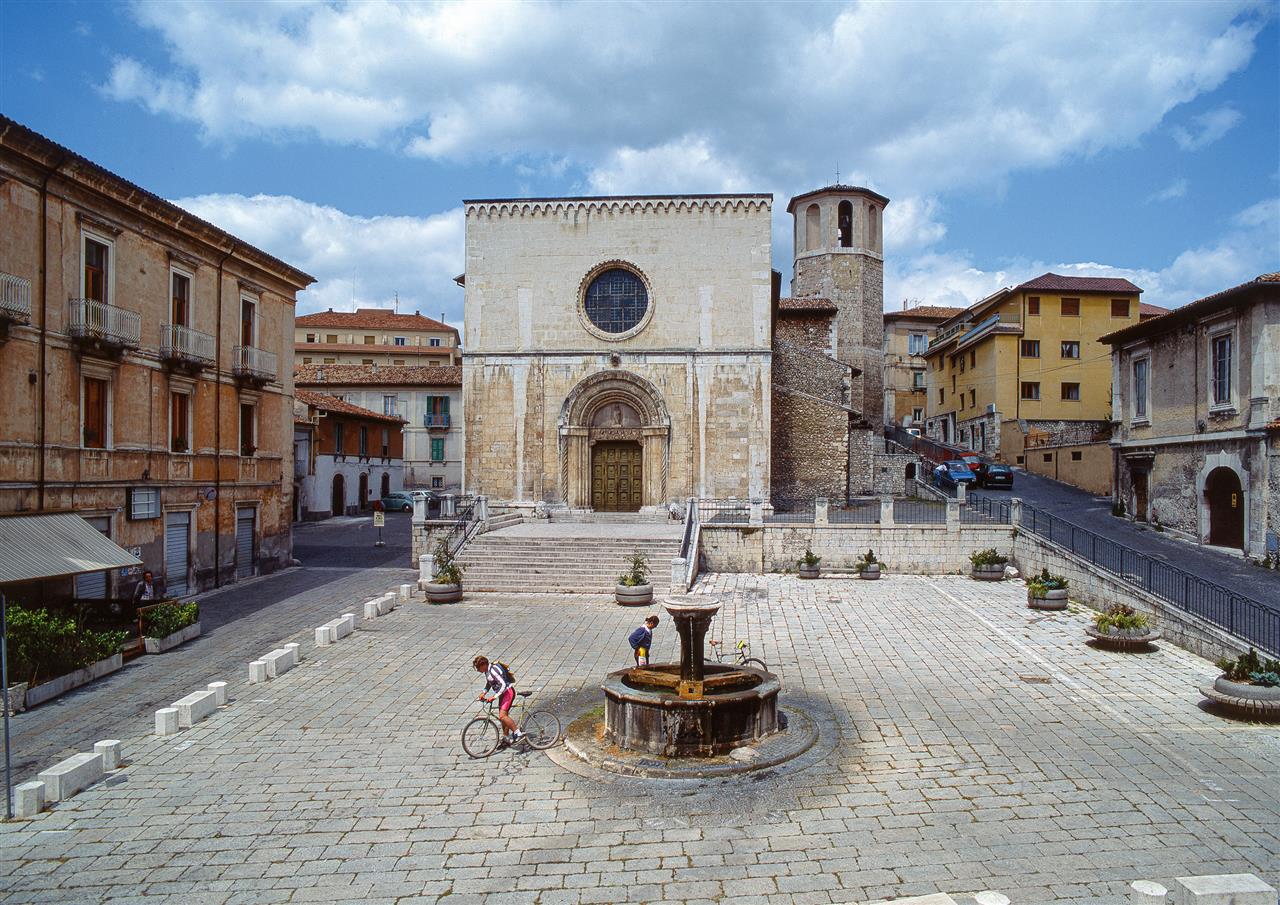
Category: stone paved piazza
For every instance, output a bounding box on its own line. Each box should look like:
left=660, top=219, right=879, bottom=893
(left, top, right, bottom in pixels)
left=2, top=574, right=1277, bottom=904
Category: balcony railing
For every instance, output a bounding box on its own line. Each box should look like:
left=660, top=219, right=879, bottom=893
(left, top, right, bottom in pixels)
left=68, top=298, right=142, bottom=349
left=160, top=323, right=216, bottom=368
left=233, top=344, right=277, bottom=382
left=424, top=412, right=451, bottom=429
left=0, top=273, right=32, bottom=325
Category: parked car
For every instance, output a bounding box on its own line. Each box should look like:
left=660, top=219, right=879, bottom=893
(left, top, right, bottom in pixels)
left=956, top=451, right=983, bottom=472
left=933, top=460, right=977, bottom=490
left=379, top=492, right=415, bottom=512
left=906, top=427, right=922, bottom=437
left=974, top=462, right=1014, bottom=489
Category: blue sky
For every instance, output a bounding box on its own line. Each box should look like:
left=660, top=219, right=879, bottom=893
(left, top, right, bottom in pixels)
left=2, top=0, right=1277, bottom=324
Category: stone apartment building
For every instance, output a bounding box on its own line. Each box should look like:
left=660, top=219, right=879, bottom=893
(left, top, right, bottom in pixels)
left=0, top=115, right=312, bottom=596
left=922, top=274, right=1149, bottom=466
left=293, top=389, right=406, bottom=519
left=882, top=304, right=964, bottom=429
left=294, top=363, right=462, bottom=492
left=295, top=308, right=460, bottom=367
left=1102, top=273, right=1279, bottom=558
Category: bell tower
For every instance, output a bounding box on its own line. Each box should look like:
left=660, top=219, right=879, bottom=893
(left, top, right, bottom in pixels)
left=786, top=185, right=889, bottom=429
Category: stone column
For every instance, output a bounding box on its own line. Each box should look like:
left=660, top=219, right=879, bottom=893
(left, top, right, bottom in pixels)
left=815, top=497, right=829, bottom=526
left=442, top=494, right=456, bottom=518
left=670, top=557, right=687, bottom=591
left=476, top=495, right=489, bottom=522
left=957, top=481, right=967, bottom=504
left=946, top=498, right=960, bottom=533
left=749, top=498, right=764, bottom=526
left=1010, top=497, right=1023, bottom=528
left=879, top=496, right=894, bottom=527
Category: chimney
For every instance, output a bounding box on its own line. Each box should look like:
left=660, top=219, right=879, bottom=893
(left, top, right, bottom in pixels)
left=317, top=368, right=325, bottom=381
left=328, top=307, right=333, bottom=312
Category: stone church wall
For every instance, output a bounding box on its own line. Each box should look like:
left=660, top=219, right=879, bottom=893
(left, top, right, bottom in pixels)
left=770, top=337, right=852, bottom=504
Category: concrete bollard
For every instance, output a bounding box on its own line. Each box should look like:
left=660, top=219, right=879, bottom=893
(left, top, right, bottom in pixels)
left=315, top=625, right=332, bottom=646
left=172, top=690, right=217, bottom=728
left=155, top=707, right=180, bottom=736
left=285, top=642, right=301, bottom=664
left=39, top=752, right=104, bottom=802
left=207, top=681, right=228, bottom=707
left=340, top=614, right=356, bottom=635
left=1132, top=881, right=1169, bottom=904
left=398, top=583, right=412, bottom=601
left=263, top=649, right=293, bottom=678
left=363, top=601, right=380, bottom=620
left=249, top=660, right=268, bottom=684
left=1171, top=874, right=1276, bottom=905
left=93, top=740, right=122, bottom=770
left=13, top=781, right=45, bottom=818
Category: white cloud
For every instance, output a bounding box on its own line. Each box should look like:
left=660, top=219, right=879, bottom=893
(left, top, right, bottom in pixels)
left=586, top=136, right=755, bottom=195
left=884, top=196, right=948, bottom=254
left=1171, top=105, right=1244, bottom=150
left=171, top=193, right=464, bottom=323
left=1146, top=177, right=1189, bottom=203
left=104, top=1, right=1262, bottom=196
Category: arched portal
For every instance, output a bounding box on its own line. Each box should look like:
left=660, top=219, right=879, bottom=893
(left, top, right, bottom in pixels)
left=559, top=370, right=671, bottom=510
left=1204, top=466, right=1244, bottom=548
left=380, top=472, right=391, bottom=498
left=331, top=474, right=345, bottom=518
left=358, top=473, right=369, bottom=510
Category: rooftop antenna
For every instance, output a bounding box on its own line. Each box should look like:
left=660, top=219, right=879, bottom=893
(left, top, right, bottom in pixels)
left=394, top=291, right=399, bottom=315
left=835, top=162, right=840, bottom=184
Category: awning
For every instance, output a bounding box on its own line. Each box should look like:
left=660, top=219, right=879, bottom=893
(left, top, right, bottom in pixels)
left=0, top=513, right=142, bottom=585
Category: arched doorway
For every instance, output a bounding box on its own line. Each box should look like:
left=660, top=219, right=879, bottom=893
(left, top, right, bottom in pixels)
left=592, top=439, right=643, bottom=512
left=1205, top=467, right=1244, bottom=548
left=905, top=462, right=916, bottom=482
left=380, top=472, right=390, bottom=498
left=331, top=474, right=345, bottom=518
left=358, top=473, right=369, bottom=510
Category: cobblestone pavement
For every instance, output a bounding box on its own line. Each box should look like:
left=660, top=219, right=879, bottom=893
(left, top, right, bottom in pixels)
left=3, top=573, right=1278, bottom=905
left=4, top=514, right=416, bottom=779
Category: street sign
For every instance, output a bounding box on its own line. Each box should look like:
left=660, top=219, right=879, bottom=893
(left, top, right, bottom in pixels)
left=373, top=511, right=385, bottom=527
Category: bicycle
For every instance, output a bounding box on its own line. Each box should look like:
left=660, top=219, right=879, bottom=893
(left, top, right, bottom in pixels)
left=461, top=690, right=562, bottom=758
left=709, top=639, right=768, bottom=671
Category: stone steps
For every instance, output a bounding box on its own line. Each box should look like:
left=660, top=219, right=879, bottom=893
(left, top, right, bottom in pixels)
left=457, top=533, right=681, bottom=594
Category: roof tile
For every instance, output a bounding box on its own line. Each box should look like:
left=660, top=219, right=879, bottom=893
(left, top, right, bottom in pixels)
left=297, top=308, right=458, bottom=333
left=884, top=305, right=967, bottom=321
left=778, top=297, right=837, bottom=312
left=1017, top=273, right=1143, bottom=294
left=295, top=389, right=406, bottom=423
left=294, top=364, right=462, bottom=387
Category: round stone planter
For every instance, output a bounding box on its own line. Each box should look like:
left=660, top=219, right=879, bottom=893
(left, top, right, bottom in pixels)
left=1027, top=588, right=1068, bottom=611
left=1198, top=676, right=1280, bottom=720
left=1085, top=624, right=1161, bottom=650
left=798, top=564, right=821, bottom=580
left=424, top=582, right=462, bottom=604
left=971, top=563, right=1006, bottom=581
left=615, top=583, right=653, bottom=606
left=858, top=564, right=881, bottom=580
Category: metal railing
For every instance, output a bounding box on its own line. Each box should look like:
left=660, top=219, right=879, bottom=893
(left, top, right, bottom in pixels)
left=160, top=323, right=215, bottom=365
left=233, top=344, right=277, bottom=380
left=1020, top=503, right=1278, bottom=657
left=677, top=499, right=701, bottom=590
left=893, top=498, right=946, bottom=524
left=433, top=496, right=480, bottom=574
left=961, top=495, right=1011, bottom=524
left=698, top=499, right=750, bottom=525
left=766, top=498, right=815, bottom=523
left=424, top=412, right=451, bottom=429
left=1, top=273, right=32, bottom=323
left=830, top=499, right=880, bottom=524
left=68, top=298, right=141, bottom=347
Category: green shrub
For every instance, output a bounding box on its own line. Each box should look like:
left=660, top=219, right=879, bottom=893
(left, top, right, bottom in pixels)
left=1249, top=671, right=1280, bottom=688
left=855, top=549, right=880, bottom=571
left=969, top=548, right=1007, bottom=567
left=431, top=537, right=464, bottom=586
left=6, top=605, right=127, bottom=687
left=1094, top=603, right=1149, bottom=634
left=1215, top=649, right=1278, bottom=682
left=617, top=551, right=651, bottom=587
left=797, top=547, right=821, bottom=567
left=141, top=601, right=199, bottom=639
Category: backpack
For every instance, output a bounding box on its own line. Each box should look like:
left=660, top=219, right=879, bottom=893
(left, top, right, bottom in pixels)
left=496, top=661, right=516, bottom=684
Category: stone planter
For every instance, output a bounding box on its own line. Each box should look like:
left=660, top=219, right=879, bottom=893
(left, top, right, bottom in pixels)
left=425, top=582, right=462, bottom=604
left=971, top=563, right=1006, bottom=581
left=858, top=564, right=881, bottom=580
left=1198, top=675, right=1280, bottom=720
left=4, top=682, right=28, bottom=715
left=1084, top=624, right=1161, bottom=650
left=1028, top=588, right=1068, bottom=611
left=23, top=653, right=124, bottom=709
left=1213, top=676, right=1280, bottom=702
left=144, top=621, right=202, bottom=654
left=615, top=583, right=653, bottom=606
left=798, top=564, right=821, bottom=579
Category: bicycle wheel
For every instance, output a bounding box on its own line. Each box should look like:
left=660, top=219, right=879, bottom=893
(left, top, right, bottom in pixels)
left=461, top=716, right=500, bottom=758
left=742, top=657, right=769, bottom=672
left=521, top=710, right=562, bottom=750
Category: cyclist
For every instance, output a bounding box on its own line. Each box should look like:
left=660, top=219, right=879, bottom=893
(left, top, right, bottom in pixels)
left=628, top=615, right=660, bottom=667
left=473, top=656, right=524, bottom=746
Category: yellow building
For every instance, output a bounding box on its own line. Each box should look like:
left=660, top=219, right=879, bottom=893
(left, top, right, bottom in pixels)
left=295, top=308, right=460, bottom=367
left=922, top=273, right=1146, bottom=465
left=882, top=304, right=964, bottom=428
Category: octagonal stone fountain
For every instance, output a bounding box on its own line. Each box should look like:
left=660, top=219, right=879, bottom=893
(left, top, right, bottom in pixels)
left=601, top=596, right=780, bottom=757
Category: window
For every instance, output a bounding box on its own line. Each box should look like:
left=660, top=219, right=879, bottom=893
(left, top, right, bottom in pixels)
left=334, top=421, right=345, bottom=455
left=912, top=370, right=925, bottom=388
left=866, top=205, right=879, bottom=249
left=959, top=395, right=965, bottom=410
left=326, top=334, right=338, bottom=343
left=171, top=270, right=191, bottom=326
left=959, top=356, right=965, bottom=373
left=83, top=236, right=110, bottom=303
left=1027, top=296, right=1040, bottom=315
left=239, top=403, right=255, bottom=455
left=303, top=357, right=313, bottom=364
left=431, top=438, right=445, bottom=462
left=837, top=200, right=853, bottom=247
left=912, top=407, right=923, bottom=422
left=805, top=204, right=820, bottom=251
left=1071, top=451, right=1082, bottom=462
left=584, top=267, right=649, bottom=335
left=128, top=488, right=160, bottom=520
left=83, top=377, right=109, bottom=448
left=908, top=333, right=927, bottom=354
left=393, top=359, right=405, bottom=366
left=1060, top=341, right=1080, bottom=359
left=1043, top=453, right=1053, bottom=463
left=170, top=390, right=191, bottom=452
left=969, top=389, right=975, bottom=407
left=1111, top=298, right=1130, bottom=318
left=381, top=428, right=389, bottom=458
left=323, top=357, right=336, bottom=364
left=240, top=297, right=255, bottom=346
left=1061, top=297, right=1080, bottom=317
left=1021, top=340, right=1040, bottom=358
left=383, top=395, right=398, bottom=415
left=362, top=358, right=374, bottom=365
left=358, top=425, right=368, bottom=457
left=1016, top=455, right=1025, bottom=465
left=969, top=350, right=975, bottom=367
left=939, top=389, right=945, bottom=403
left=431, top=476, right=443, bottom=489
left=1020, top=382, right=1040, bottom=400
left=1211, top=332, right=1232, bottom=406
left=364, top=335, right=375, bottom=344
left=1061, top=382, right=1080, bottom=401
left=306, top=333, right=316, bottom=342
left=429, top=337, right=441, bottom=347
left=394, top=336, right=407, bottom=346
left=1133, top=357, right=1149, bottom=420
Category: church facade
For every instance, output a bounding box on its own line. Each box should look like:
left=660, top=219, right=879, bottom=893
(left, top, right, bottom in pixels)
left=460, top=186, right=888, bottom=511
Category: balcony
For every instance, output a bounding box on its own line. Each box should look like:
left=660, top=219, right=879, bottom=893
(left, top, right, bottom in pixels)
left=160, top=323, right=216, bottom=373
left=67, top=298, right=141, bottom=359
left=233, top=344, right=277, bottom=385
left=0, top=272, right=32, bottom=340
left=424, top=412, right=451, bottom=430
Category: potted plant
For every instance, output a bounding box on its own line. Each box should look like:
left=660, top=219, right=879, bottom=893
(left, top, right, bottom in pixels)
left=615, top=551, right=652, bottom=606
left=1027, top=569, right=1069, bottom=610
left=1200, top=649, right=1280, bottom=718
left=141, top=600, right=202, bottom=653
left=969, top=548, right=1007, bottom=581
left=855, top=549, right=881, bottom=580
left=1085, top=603, right=1160, bottom=649
left=425, top=538, right=464, bottom=604
left=797, top=548, right=821, bottom=580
